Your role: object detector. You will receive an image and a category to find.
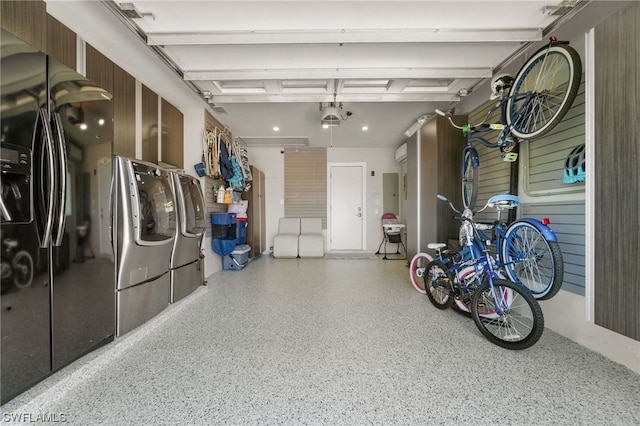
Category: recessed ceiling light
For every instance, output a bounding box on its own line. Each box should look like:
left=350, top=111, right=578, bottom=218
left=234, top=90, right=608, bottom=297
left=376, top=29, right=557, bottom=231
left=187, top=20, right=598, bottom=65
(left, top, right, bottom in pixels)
left=362, top=126, right=369, bottom=131
left=273, top=126, right=280, bottom=131
left=98, top=118, right=105, bottom=126
left=322, top=124, right=329, bottom=129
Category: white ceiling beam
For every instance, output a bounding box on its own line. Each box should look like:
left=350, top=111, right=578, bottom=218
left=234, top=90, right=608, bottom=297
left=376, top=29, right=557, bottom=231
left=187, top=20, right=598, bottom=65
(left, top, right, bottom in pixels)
left=263, top=80, right=282, bottom=94
left=147, top=28, right=542, bottom=45
left=184, top=67, right=492, bottom=81
left=387, top=80, right=410, bottom=93
left=209, top=92, right=461, bottom=103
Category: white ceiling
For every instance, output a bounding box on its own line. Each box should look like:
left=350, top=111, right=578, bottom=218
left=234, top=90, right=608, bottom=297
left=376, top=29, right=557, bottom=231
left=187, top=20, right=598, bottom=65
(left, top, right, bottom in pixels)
left=45, top=0, right=586, bottom=149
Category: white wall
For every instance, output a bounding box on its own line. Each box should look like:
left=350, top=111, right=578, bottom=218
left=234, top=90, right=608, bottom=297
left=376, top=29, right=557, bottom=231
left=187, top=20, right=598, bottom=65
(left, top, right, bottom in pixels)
left=181, top=108, right=223, bottom=278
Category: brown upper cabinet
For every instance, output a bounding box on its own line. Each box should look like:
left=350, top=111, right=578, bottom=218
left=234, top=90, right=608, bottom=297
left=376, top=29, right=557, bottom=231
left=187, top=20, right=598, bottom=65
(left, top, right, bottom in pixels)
left=86, top=45, right=114, bottom=95
left=161, top=99, right=184, bottom=168
left=112, top=64, right=136, bottom=159
left=0, top=1, right=47, bottom=53
left=46, top=15, right=76, bottom=70
left=141, top=85, right=159, bottom=163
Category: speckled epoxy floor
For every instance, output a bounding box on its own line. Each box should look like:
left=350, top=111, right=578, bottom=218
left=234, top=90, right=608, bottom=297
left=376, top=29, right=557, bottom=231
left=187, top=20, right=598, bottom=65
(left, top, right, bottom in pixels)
left=2, top=256, right=640, bottom=425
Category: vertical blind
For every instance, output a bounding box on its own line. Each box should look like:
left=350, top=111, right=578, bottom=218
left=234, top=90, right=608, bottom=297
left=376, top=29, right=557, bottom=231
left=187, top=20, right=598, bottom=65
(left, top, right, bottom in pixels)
left=284, top=148, right=327, bottom=228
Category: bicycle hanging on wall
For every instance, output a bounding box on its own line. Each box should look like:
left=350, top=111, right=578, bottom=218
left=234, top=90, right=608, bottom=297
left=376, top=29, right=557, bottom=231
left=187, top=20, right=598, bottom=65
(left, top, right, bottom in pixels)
left=436, top=36, right=582, bottom=210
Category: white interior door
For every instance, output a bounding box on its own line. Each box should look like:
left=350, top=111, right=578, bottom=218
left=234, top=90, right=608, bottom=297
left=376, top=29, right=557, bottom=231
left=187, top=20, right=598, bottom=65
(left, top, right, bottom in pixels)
left=329, top=164, right=364, bottom=250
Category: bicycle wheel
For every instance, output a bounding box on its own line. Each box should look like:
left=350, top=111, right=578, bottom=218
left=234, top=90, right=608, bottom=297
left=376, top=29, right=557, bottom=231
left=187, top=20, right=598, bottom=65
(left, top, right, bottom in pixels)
left=461, top=149, right=478, bottom=210
left=424, top=260, right=454, bottom=310
left=501, top=221, right=564, bottom=300
left=471, top=278, right=544, bottom=350
left=506, top=44, right=581, bottom=140
left=409, top=252, right=433, bottom=294
left=12, top=250, right=34, bottom=289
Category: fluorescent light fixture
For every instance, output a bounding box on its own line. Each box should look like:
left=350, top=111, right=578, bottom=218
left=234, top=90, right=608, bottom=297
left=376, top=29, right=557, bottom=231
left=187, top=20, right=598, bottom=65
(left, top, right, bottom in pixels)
left=404, top=114, right=428, bottom=138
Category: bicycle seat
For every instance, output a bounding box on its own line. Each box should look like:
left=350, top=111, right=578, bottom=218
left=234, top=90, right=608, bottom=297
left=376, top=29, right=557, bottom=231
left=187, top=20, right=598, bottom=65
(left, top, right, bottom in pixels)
left=428, top=243, right=446, bottom=250
left=487, top=194, right=519, bottom=210
left=3, top=239, right=18, bottom=249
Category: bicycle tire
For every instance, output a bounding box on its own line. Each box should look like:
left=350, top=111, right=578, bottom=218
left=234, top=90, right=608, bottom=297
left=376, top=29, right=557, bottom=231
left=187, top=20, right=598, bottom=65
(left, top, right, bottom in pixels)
left=462, top=150, right=478, bottom=210
left=12, top=250, right=34, bottom=289
left=424, top=260, right=454, bottom=310
left=501, top=221, right=564, bottom=300
left=506, top=44, right=581, bottom=140
left=409, top=252, right=433, bottom=294
left=471, top=278, right=544, bottom=350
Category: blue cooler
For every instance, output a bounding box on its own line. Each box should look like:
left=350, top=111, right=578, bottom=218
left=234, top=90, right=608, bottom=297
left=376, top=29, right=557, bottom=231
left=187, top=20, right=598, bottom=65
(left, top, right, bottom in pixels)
left=222, top=244, right=251, bottom=270
left=236, top=219, right=247, bottom=244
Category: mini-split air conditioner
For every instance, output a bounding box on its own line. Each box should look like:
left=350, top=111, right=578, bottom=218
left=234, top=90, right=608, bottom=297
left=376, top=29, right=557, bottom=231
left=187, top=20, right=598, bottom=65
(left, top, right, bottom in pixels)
left=394, top=143, right=407, bottom=163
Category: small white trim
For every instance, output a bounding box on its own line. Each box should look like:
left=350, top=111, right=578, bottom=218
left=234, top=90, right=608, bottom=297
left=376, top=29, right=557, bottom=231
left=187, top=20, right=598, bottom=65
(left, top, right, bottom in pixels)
left=135, top=81, right=142, bottom=159
left=75, top=35, right=86, bottom=76
left=584, top=28, right=596, bottom=323
left=157, top=96, right=162, bottom=163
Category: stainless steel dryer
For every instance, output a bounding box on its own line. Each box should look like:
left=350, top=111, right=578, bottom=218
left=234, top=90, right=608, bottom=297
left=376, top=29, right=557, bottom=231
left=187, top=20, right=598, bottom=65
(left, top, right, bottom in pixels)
left=169, top=172, right=205, bottom=303
left=112, top=157, right=176, bottom=336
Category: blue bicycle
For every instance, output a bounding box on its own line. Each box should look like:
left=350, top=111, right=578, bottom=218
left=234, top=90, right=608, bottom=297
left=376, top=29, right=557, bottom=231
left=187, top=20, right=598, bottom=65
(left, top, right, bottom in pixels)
left=424, top=194, right=544, bottom=350
left=437, top=37, right=581, bottom=210
left=474, top=193, right=564, bottom=300
left=410, top=193, right=563, bottom=299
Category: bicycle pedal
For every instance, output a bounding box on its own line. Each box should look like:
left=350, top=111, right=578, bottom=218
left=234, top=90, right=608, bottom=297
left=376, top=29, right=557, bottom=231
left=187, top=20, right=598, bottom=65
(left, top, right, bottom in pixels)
left=502, top=152, right=518, bottom=162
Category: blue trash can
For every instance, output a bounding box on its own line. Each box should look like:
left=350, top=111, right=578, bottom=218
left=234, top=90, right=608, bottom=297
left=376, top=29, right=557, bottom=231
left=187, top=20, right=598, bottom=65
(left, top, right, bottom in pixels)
left=236, top=219, right=247, bottom=244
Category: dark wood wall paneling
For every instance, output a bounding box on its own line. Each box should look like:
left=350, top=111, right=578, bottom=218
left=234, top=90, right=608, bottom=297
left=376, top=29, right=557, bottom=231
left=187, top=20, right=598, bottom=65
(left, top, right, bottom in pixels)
left=86, top=45, right=136, bottom=159
left=141, top=85, right=159, bottom=163
left=244, top=166, right=266, bottom=258
left=419, top=115, right=465, bottom=250
left=161, top=99, right=184, bottom=168
left=112, top=64, right=136, bottom=158
left=594, top=2, right=640, bottom=341
left=0, top=1, right=47, bottom=52
left=406, top=116, right=464, bottom=258
left=86, top=45, right=114, bottom=94
left=46, top=15, right=76, bottom=70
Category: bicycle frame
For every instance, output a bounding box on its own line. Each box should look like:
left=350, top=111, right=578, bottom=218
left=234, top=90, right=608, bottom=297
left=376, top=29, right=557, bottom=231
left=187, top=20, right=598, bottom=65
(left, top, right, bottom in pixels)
left=431, top=223, right=509, bottom=315
left=459, top=89, right=537, bottom=150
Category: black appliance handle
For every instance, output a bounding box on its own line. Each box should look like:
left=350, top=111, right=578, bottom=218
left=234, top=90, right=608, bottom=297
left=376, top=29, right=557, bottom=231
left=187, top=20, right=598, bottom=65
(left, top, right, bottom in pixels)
left=51, top=112, right=68, bottom=247
left=0, top=195, right=11, bottom=222
left=35, top=108, right=56, bottom=248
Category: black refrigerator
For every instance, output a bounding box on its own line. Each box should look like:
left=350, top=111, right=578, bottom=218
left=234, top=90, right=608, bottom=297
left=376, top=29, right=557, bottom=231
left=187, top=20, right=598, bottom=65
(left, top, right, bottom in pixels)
left=1, top=29, right=115, bottom=403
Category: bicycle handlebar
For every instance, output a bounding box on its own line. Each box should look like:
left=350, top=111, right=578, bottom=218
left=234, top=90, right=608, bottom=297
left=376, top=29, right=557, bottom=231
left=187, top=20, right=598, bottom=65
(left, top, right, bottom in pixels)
left=435, top=109, right=504, bottom=134
left=437, top=193, right=492, bottom=216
